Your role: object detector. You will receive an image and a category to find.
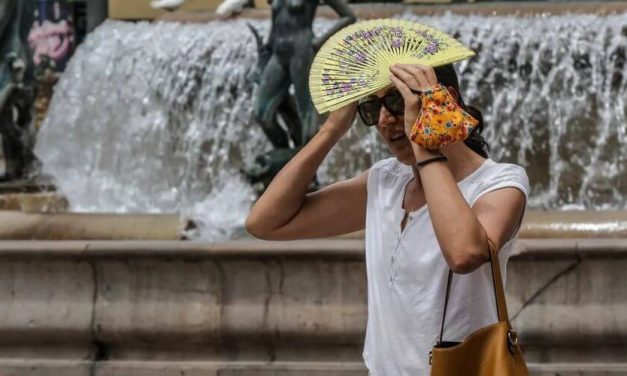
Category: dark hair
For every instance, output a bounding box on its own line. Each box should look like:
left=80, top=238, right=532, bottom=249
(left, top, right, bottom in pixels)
left=433, top=64, right=490, bottom=158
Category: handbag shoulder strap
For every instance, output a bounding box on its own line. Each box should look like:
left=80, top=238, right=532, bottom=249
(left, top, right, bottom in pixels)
left=487, top=237, right=511, bottom=323
left=438, top=269, right=454, bottom=343
left=438, top=237, right=511, bottom=344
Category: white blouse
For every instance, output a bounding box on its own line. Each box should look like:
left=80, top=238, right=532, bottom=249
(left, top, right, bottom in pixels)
left=363, top=157, right=530, bottom=376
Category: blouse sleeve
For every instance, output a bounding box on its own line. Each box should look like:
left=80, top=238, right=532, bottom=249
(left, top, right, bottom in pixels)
left=471, top=164, right=529, bottom=205
left=470, top=164, right=530, bottom=238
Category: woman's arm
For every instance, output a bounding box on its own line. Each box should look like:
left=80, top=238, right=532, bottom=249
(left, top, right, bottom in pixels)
left=412, top=148, right=526, bottom=274
left=245, top=103, right=368, bottom=240
left=312, top=0, right=356, bottom=51
left=389, top=63, right=526, bottom=274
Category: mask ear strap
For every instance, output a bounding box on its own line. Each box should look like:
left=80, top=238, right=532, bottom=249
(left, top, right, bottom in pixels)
left=455, top=89, right=467, bottom=109
left=440, top=82, right=465, bottom=109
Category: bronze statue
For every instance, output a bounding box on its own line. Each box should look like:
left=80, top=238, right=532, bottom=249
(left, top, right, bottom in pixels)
left=0, top=0, right=37, bottom=181
left=245, top=0, right=355, bottom=191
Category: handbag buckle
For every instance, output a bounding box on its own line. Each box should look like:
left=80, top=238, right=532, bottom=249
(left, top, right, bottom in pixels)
left=507, top=329, right=519, bottom=354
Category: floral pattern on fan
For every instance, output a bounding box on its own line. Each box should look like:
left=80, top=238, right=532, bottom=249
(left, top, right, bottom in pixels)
left=413, top=30, right=444, bottom=58
left=309, top=19, right=475, bottom=114
left=320, top=71, right=374, bottom=97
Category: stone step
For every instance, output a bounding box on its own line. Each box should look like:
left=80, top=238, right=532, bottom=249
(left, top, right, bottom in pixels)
left=1, top=360, right=627, bottom=376
left=530, top=363, right=627, bottom=375
left=0, top=211, right=187, bottom=240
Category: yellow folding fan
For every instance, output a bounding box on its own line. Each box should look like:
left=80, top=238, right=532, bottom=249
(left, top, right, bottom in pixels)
left=309, top=19, right=475, bottom=114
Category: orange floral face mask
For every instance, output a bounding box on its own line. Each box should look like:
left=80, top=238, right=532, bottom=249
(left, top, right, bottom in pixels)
left=409, top=84, right=479, bottom=151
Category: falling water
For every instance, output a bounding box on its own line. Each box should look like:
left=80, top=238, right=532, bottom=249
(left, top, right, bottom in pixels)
left=34, top=13, right=627, bottom=241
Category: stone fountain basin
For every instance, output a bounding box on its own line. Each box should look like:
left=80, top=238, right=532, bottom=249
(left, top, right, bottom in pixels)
left=0, top=191, right=186, bottom=240
left=0, top=238, right=625, bottom=376
left=1, top=206, right=627, bottom=240
left=0, top=193, right=625, bottom=375
left=1, top=183, right=627, bottom=240
left=0, top=196, right=625, bottom=374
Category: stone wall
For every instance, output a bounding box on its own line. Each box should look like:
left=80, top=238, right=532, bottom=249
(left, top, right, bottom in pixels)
left=0, top=238, right=625, bottom=375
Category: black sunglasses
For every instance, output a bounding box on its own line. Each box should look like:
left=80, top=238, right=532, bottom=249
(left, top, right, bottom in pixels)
left=357, top=89, right=405, bottom=126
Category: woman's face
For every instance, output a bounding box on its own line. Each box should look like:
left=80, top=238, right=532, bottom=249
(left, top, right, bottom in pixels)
left=367, top=85, right=461, bottom=165
left=370, top=88, right=416, bottom=166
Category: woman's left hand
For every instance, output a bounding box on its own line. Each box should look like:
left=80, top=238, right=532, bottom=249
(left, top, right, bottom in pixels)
left=389, top=64, right=438, bottom=140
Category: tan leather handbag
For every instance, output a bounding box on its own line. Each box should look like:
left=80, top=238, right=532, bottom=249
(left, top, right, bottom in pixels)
left=429, top=239, right=529, bottom=376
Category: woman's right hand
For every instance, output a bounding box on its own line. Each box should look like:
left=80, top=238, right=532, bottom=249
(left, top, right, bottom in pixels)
left=324, top=102, right=358, bottom=136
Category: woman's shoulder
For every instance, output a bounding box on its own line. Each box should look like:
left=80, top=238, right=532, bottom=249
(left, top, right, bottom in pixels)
left=469, top=159, right=530, bottom=202
left=481, top=160, right=529, bottom=183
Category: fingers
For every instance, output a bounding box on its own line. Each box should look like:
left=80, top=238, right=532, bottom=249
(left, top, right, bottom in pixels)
left=423, top=66, right=438, bottom=85
left=408, top=64, right=438, bottom=86
left=389, top=66, right=421, bottom=107
left=391, top=64, right=438, bottom=90
left=389, top=64, right=440, bottom=113
left=389, top=74, right=419, bottom=107
left=389, top=65, right=423, bottom=92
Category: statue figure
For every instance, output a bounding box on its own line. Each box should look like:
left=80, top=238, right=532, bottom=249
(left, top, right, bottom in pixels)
left=0, top=0, right=37, bottom=181
left=33, top=55, right=59, bottom=129
left=253, top=0, right=355, bottom=148
left=245, top=0, right=355, bottom=191
left=0, top=0, right=35, bottom=88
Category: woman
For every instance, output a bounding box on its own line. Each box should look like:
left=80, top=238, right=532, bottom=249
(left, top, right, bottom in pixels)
left=245, top=63, right=529, bottom=375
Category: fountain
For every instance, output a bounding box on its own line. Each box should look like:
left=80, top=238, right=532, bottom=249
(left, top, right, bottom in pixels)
left=0, top=3, right=625, bottom=376
left=24, top=11, right=627, bottom=239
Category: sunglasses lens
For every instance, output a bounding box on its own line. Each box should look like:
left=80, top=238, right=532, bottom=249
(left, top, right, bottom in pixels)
left=383, top=91, right=405, bottom=116
left=358, top=100, right=381, bottom=126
